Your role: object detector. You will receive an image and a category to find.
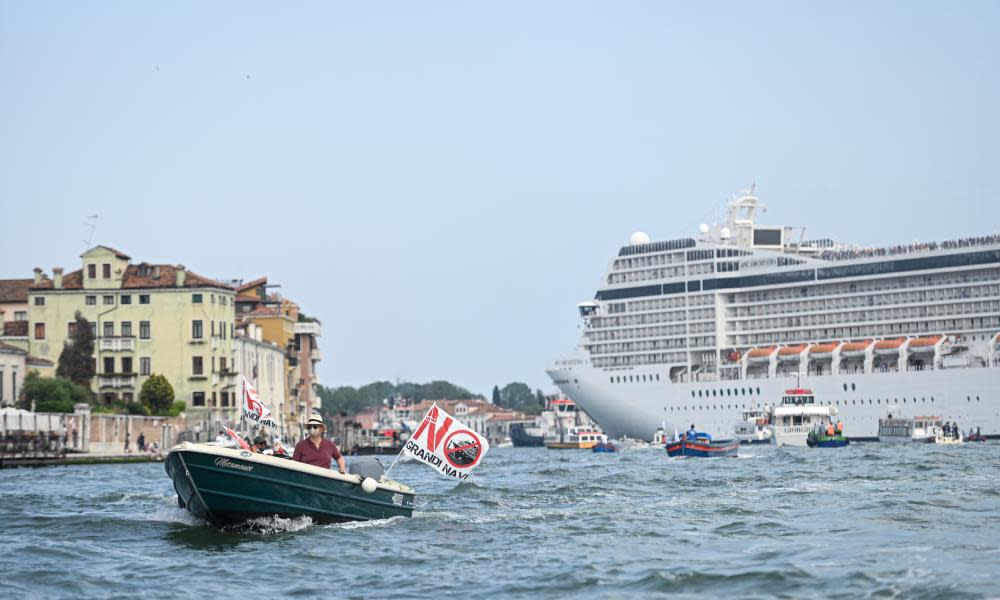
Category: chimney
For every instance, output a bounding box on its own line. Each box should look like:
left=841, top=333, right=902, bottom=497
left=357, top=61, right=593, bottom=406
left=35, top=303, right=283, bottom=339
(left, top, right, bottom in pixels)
left=53, top=267, right=64, bottom=289
left=0, top=311, right=5, bottom=336
left=33, top=267, right=43, bottom=285
left=153, top=265, right=161, bottom=279
left=175, top=266, right=186, bottom=287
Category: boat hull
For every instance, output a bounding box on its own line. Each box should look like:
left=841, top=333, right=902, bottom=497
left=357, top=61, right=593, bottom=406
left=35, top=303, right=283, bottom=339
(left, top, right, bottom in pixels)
left=165, top=444, right=415, bottom=527
left=545, top=441, right=597, bottom=449
left=807, top=434, right=849, bottom=448
left=665, top=438, right=739, bottom=457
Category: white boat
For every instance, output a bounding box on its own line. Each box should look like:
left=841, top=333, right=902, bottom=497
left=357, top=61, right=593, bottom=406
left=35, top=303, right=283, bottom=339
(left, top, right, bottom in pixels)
left=877, top=408, right=914, bottom=442
left=545, top=426, right=607, bottom=449
left=734, top=407, right=772, bottom=444
left=766, top=388, right=841, bottom=447
left=547, top=188, right=1000, bottom=441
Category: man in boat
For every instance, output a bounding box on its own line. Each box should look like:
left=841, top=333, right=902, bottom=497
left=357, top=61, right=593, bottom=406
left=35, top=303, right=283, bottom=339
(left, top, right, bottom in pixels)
left=293, top=415, right=347, bottom=474
left=686, top=424, right=697, bottom=440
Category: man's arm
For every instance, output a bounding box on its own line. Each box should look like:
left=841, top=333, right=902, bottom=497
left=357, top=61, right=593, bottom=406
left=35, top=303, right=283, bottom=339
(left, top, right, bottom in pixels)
left=335, top=456, right=347, bottom=474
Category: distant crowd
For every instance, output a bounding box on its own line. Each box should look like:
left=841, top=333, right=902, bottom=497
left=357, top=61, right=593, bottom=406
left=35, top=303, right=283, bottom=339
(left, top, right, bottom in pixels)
left=820, top=233, right=1000, bottom=262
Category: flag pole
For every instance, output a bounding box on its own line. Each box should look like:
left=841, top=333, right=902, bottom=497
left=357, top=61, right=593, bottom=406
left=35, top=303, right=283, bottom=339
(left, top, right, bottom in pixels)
left=382, top=445, right=407, bottom=480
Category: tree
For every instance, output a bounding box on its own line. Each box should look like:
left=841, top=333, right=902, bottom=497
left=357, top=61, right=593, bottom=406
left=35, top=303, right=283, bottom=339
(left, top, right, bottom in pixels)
left=17, top=372, right=91, bottom=413
left=139, top=374, right=175, bottom=416
left=535, top=389, right=546, bottom=410
left=318, top=379, right=481, bottom=417
left=56, top=311, right=95, bottom=387
left=492, top=385, right=501, bottom=405
left=499, top=382, right=543, bottom=415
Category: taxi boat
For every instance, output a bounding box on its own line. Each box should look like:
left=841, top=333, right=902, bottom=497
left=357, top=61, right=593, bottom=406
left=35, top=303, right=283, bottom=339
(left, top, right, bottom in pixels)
left=165, top=442, right=415, bottom=527
left=665, top=434, right=739, bottom=457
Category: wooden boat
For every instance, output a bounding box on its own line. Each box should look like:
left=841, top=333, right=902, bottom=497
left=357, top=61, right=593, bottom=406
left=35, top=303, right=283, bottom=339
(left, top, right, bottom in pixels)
left=591, top=442, right=619, bottom=453
left=165, top=442, right=415, bottom=527
left=666, top=436, right=739, bottom=457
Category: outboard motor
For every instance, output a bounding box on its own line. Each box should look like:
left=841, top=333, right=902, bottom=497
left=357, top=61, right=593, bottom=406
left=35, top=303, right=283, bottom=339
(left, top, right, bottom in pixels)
left=348, top=456, right=385, bottom=481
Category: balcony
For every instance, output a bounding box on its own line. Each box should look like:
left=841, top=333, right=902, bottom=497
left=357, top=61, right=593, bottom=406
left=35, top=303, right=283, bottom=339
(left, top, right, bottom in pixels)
left=99, top=337, right=136, bottom=352
left=310, top=348, right=322, bottom=361
left=294, top=322, right=322, bottom=336
left=99, top=374, right=137, bottom=388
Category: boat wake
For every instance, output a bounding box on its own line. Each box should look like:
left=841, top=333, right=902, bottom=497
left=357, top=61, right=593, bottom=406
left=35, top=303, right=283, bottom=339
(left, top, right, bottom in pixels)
left=232, top=515, right=315, bottom=534
left=328, top=515, right=407, bottom=530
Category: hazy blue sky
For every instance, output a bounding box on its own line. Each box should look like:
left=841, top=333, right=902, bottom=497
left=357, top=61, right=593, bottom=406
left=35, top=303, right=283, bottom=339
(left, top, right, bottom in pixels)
left=2, top=2, right=998, bottom=396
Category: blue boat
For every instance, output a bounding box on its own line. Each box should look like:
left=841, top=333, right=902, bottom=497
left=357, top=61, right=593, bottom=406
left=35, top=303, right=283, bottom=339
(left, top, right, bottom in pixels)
left=666, top=435, right=739, bottom=457
left=806, top=432, right=849, bottom=448
left=591, top=442, right=619, bottom=453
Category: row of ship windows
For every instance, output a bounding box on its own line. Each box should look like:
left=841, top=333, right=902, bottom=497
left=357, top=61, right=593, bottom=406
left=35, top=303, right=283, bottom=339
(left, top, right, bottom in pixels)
left=592, top=353, right=688, bottom=367
left=732, top=300, right=1000, bottom=331
left=733, top=269, right=1000, bottom=305
left=734, top=316, right=1000, bottom=344
left=590, top=308, right=715, bottom=329
left=661, top=397, right=988, bottom=413
left=610, top=374, right=661, bottom=384
left=730, top=285, right=1000, bottom=318
left=588, top=336, right=717, bottom=355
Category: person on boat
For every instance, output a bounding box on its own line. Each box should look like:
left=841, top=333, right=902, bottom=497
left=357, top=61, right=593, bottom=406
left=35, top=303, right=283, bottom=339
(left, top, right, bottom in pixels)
left=251, top=437, right=268, bottom=453
left=293, top=415, right=347, bottom=474
left=686, top=424, right=697, bottom=440
left=836, top=421, right=844, bottom=435
left=826, top=423, right=835, bottom=437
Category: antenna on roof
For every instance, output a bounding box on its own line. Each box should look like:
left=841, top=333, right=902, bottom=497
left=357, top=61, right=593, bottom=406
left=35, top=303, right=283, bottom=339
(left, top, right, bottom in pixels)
left=83, top=215, right=98, bottom=248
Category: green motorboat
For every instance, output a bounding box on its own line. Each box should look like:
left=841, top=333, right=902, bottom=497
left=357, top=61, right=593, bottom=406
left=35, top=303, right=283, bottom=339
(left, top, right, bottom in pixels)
left=165, top=442, right=416, bottom=527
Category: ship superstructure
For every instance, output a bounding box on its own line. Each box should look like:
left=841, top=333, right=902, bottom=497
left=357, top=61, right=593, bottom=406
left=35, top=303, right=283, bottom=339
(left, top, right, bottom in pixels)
left=547, top=189, right=1000, bottom=440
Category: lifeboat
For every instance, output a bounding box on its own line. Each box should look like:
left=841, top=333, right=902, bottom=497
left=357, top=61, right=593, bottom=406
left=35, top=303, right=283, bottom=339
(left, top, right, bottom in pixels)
left=908, top=335, right=943, bottom=354
left=874, top=337, right=907, bottom=356
left=808, top=341, right=840, bottom=360
left=747, top=346, right=778, bottom=365
left=777, top=344, right=808, bottom=362
left=840, top=339, right=873, bottom=359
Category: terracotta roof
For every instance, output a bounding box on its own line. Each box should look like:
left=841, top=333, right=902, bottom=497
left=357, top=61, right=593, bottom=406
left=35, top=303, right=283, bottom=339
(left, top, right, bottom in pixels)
left=30, top=264, right=235, bottom=291
left=0, top=279, right=32, bottom=303
left=0, top=341, right=26, bottom=354
left=3, top=321, right=27, bottom=337
left=26, top=355, right=53, bottom=366
left=236, top=277, right=267, bottom=293
left=247, top=306, right=282, bottom=317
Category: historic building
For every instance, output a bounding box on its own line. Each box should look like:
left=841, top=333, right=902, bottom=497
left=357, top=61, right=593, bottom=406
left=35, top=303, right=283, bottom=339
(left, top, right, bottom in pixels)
left=28, top=246, right=237, bottom=411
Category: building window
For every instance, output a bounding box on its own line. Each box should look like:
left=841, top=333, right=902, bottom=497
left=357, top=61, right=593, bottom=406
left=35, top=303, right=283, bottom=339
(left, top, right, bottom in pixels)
left=192, top=356, right=203, bottom=375
left=139, top=294, right=150, bottom=305
left=86, top=296, right=97, bottom=306
left=139, top=357, right=151, bottom=376
left=103, top=295, right=114, bottom=305
left=103, top=322, right=114, bottom=337
left=220, top=357, right=227, bottom=372
left=102, top=263, right=111, bottom=278
left=192, top=294, right=203, bottom=304
left=14, top=311, right=26, bottom=321
left=211, top=321, right=215, bottom=337
left=34, top=323, right=45, bottom=340
left=122, top=392, right=134, bottom=403
left=121, top=321, right=132, bottom=337
left=88, top=264, right=96, bottom=279
left=34, top=297, right=45, bottom=306
left=221, top=391, right=229, bottom=407
left=103, top=357, right=115, bottom=374
left=89, top=322, right=97, bottom=337
left=139, top=321, right=150, bottom=339
left=211, top=391, right=217, bottom=406
left=192, top=320, right=203, bottom=339
left=121, top=357, right=133, bottom=374
left=121, top=295, right=131, bottom=305
left=192, top=392, right=205, bottom=407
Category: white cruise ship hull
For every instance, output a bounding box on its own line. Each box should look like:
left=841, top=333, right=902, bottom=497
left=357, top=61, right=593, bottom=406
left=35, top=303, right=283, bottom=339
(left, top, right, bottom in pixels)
left=547, top=360, right=999, bottom=441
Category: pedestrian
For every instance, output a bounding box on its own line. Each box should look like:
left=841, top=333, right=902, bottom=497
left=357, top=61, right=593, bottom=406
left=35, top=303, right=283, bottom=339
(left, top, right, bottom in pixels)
left=137, top=432, right=146, bottom=452
left=124, top=432, right=131, bottom=453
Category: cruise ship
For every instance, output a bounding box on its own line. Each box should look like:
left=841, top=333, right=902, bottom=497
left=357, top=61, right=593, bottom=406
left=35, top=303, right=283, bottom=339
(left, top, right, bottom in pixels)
left=547, top=189, right=1000, bottom=440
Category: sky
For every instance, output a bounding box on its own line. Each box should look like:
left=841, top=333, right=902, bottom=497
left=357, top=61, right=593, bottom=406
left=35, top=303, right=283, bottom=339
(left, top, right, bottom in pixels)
left=1, top=1, right=998, bottom=397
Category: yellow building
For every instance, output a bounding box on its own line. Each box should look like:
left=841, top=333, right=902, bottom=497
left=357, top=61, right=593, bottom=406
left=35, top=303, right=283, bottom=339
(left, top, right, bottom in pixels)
left=28, top=246, right=238, bottom=415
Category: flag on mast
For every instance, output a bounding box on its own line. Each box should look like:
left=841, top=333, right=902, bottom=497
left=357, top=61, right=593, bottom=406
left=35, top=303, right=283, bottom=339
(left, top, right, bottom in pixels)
left=223, top=426, right=251, bottom=450
left=241, top=377, right=278, bottom=429
left=402, top=403, right=490, bottom=480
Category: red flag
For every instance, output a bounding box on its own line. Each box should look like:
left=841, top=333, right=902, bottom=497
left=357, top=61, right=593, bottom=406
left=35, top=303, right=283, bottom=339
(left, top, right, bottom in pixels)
left=224, top=426, right=251, bottom=451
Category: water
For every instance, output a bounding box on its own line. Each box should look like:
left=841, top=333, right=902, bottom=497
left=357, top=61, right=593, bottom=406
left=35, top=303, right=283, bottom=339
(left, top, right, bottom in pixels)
left=2, top=444, right=999, bottom=599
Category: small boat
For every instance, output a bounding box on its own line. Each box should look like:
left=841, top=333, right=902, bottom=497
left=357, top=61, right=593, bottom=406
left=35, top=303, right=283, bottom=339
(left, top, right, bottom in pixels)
left=591, top=442, right=619, bottom=453
left=878, top=408, right=914, bottom=442
left=807, top=430, right=849, bottom=448
left=964, top=431, right=987, bottom=442
left=747, top=346, right=777, bottom=364
left=734, top=407, right=772, bottom=444
left=808, top=341, right=840, bottom=360
left=666, top=435, right=739, bottom=457
left=165, top=442, right=415, bottom=527
left=840, top=339, right=873, bottom=359
left=545, top=427, right=607, bottom=449
left=912, top=416, right=945, bottom=443
left=777, top=344, right=807, bottom=362
left=908, top=335, right=943, bottom=354
left=766, top=388, right=844, bottom=447
left=874, top=337, right=906, bottom=356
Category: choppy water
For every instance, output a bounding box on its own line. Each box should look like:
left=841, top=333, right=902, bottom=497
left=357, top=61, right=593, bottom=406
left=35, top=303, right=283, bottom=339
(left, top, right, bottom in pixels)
left=2, top=443, right=999, bottom=599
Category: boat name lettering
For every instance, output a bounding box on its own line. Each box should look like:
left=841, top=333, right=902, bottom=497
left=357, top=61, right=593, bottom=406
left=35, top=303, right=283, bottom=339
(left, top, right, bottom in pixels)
left=214, top=457, right=254, bottom=472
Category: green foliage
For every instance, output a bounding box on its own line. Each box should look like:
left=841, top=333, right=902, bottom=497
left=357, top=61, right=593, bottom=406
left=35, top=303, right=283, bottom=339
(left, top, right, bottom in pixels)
left=17, top=371, right=92, bottom=413
left=167, top=401, right=187, bottom=417
left=492, top=385, right=501, bottom=405
left=55, top=311, right=96, bottom=387
left=124, top=401, right=150, bottom=416
left=497, top=382, right=544, bottom=415
left=318, top=379, right=479, bottom=416
left=139, top=374, right=175, bottom=416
